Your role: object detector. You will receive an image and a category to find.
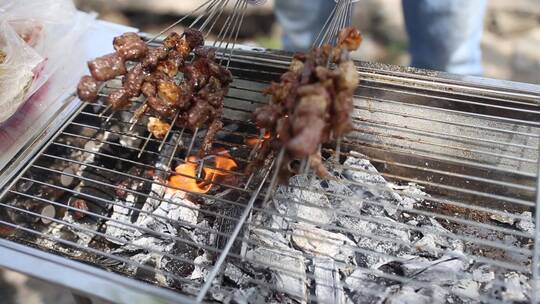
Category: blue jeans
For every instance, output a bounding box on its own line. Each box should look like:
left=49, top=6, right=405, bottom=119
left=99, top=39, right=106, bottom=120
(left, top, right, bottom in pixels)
left=274, top=0, right=487, bottom=76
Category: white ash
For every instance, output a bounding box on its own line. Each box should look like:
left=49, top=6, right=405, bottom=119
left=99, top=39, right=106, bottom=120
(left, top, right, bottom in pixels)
left=134, top=185, right=199, bottom=239
left=54, top=212, right=101, bottom=247
left=489, top=212, right=516, bottom=225
left=191, top=253, right=212, bottom=280
left=222, top=287, right=270, bottom=304
left=274, top=175, right=335, bottom=227
left=344, top=269, right=388, bottom=303
left=233, top=151, right=536, bottom=304
left=249, top=228, right=289, bottom=250
left=516, top=211, right=534, bottom=235
left=312, top=256, right=347, bottom=304
left=342, top=151, right=420, bottom=218
left=224, top=263, right=252, bottom=287
left=397, top=252, right=469, bottom=284
left=501, top=272, right=531, bottom=302
left=35, top=222, right=87, bottom=257
left=452, top=278, right=480, bottom=300
left=245, top=246, right=308, bottom=304
left=388, top=182, right=425, bottom=210
left=385, top=286, right=432, bottom=304
left=472, top=265, right=495, bottom=283
left=109, top=181, right=204, bottom=283
left=291, top=223, right=356, bottom=265
left=105, top=193, right=138, bottom=245
left=413, top=218, right=464, bottom=256
left=354, top=216, right=411, bottom=268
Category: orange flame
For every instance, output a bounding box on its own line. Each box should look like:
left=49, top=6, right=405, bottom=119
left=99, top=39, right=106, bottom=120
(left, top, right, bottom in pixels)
left=245, top=131, right=271, bottom=147
left=167, top=149, right=237, bottom=194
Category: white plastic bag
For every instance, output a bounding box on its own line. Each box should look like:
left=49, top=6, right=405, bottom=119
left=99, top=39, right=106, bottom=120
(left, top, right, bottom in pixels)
left=0, top=0, right=94, bottom=123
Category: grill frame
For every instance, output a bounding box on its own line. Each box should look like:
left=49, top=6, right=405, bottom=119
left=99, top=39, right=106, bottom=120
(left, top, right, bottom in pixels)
left=0, top=44, right=539, bottom=304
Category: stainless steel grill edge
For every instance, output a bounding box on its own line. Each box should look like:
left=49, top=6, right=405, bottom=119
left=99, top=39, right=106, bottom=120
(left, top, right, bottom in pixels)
left=0, top=45, right=539, bottom=304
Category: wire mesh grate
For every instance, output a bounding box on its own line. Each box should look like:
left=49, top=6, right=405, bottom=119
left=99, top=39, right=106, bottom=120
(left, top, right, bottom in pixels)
left=1, top=0, right=540, bottom=302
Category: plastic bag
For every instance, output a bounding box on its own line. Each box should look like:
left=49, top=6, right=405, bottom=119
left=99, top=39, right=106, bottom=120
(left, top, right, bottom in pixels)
left=0, top=0, right=94, bottom=123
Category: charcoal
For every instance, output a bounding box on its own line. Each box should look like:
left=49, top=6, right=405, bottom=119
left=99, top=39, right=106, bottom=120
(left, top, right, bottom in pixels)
left=490, top=213, right=516, bottom=225
left=245, top=246, right=307, bottom=304
left=250, top=228, right=289, bottom=250
left=398, top=252, right=468, bottom=284
left=223, top=287, right=269, bottom=304
left=291, top=223, right=356, bottom=264
left=416, top=286, right=448, bottom=304
left=516, top=211, right=534, bottom=235
left=472, top=265, right=495, bottom=283
left=162, top=229, right=199, bottom=279
left=384, top=286, right=432, bottom=304
left=191, top=253, right=211, bottom=280
left=342, top=152, right=420, bottom=217
left=500, top=272, right=531, bottom=302
left=312, top=256, right=346, bottom=304
left=350, top=216, right=411, bottom=268
left=224, top=263, right=251, bottom=287
left=105, top=195, right=138, bottom=245
left=414, top=218, right=464, bottom=255
left=451, top=278, right=480, bottom=300
left=274, top=175, right=335, bottom=226
left=344, top=269, right=391, bottom=304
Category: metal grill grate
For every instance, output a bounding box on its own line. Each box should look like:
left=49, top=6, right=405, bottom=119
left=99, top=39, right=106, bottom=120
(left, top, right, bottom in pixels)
left=1, top=16, right=540, bottom=304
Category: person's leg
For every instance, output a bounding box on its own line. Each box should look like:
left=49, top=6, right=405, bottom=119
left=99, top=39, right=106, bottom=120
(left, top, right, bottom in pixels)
left=402, top=0, right=487, bottom=75
left=274, top=0, right=336, bottom=52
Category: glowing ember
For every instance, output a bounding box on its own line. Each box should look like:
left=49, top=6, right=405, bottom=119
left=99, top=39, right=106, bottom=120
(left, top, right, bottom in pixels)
left=245, top=132, right=271, bottom=147
left=168, top=149, right=237, bottom=194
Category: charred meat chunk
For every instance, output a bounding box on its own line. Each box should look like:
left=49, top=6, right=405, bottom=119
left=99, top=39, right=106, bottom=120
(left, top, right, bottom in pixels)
left=157, top=80, right=180, bottom=105
left=113, top=32, right=148, bottom=61
left=197, top=77, right=226, bottom=108
left=176, top=38, right=191, bottom=58
left=338, top=27, right=363, bottom=51
left=253, top=104, right=282, bottom=130
left=88, top=53, right=127, bottom=81
left=163, top=32, right=183, bottom=50
left=147, top=117, right=171, bottom=139
left=156, top=50, right=184, bottom=77
left=142, top=45, right=168, bottom=69
left=123, top=64, right=146, bottom=97
left=77, top=75, right=101, bottom=102
left=287, top=115, right=326, bottom=157
left=184, top=28, right=204, bottom=49
left=176, top=82, right=193, bottom=109
left=251, top=26, right=363, bottom=179
left=338, top=60, right=359, bottom=92
left=332, top=91, right=354, bottom=136
left=200, top=119, right=223, bottom=157
left=141, top=81, right=157, bottom=97
left=187, top=99, right=214, bottom=129
left=107, top=88, right=130, bottom=110
left=147, top=96, right=175, bottom=119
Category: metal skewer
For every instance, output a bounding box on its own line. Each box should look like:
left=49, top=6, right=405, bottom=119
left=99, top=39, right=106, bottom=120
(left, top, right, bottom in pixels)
left=98, top=104, right=112, bottom=118
left=133, top=0, right=249, bottom=161
left=261, top=0, right=355, bottom=199
left=138, top=132, right=153, bottom=158
left=158, top=112, right=179, bottom=152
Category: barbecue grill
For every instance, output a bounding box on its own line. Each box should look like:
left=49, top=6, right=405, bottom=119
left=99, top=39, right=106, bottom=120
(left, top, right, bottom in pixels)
left=1, top=0, right=540, bottom=303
